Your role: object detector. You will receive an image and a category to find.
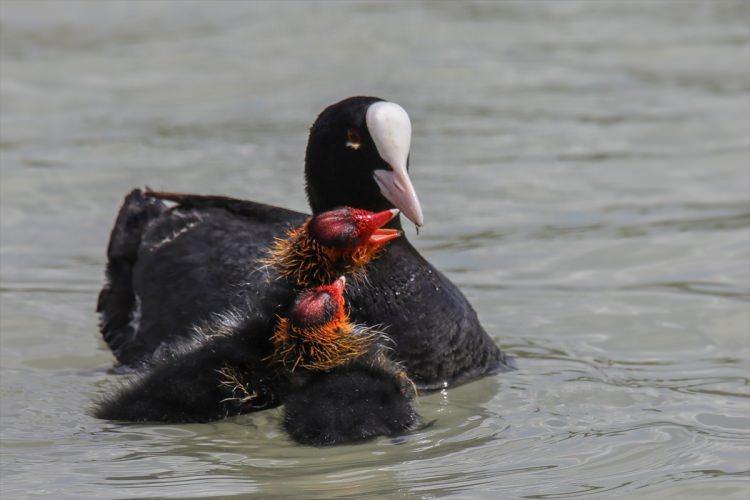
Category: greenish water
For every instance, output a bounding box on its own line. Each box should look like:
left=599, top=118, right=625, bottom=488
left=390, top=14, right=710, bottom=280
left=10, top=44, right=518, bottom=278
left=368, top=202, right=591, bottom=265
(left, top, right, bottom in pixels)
left=1, top=1, right=749, bottom=498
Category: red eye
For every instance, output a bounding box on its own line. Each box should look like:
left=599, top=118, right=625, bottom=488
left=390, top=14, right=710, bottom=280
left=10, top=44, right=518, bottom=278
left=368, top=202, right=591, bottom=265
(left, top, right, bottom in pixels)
left=346, top=128, right=362, bottom=150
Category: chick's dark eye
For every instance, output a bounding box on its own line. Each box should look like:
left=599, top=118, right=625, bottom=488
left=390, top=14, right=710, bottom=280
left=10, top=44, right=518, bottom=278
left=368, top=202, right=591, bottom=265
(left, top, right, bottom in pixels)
left=345, top=128, right=362, bottom=150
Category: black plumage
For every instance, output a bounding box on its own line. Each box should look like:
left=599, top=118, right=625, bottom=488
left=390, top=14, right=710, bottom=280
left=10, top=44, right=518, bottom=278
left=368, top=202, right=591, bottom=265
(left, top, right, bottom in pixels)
left=95, top=286, right=419, bottom=446
left=94, top=316, right=281, bottom=423
left=283, top=363, right=419, bottom=446
left=98, top=96, right=514, bottom=389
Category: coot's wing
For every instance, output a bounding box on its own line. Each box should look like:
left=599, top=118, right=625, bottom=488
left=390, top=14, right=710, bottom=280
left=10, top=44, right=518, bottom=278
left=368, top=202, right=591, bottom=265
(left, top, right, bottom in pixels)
left=98, top=189, right=308, bottom=366
left=145, top=191, right=307, bottom=224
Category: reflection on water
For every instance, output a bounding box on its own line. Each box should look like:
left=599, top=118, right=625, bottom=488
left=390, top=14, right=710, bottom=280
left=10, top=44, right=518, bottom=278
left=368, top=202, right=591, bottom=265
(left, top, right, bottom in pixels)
left=1, top=1, right=749, bottom=498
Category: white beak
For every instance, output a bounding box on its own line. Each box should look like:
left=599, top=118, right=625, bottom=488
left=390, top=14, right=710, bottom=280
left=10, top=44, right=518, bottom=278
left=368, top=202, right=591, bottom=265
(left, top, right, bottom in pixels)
left=366, top=101, right=424, bottom=227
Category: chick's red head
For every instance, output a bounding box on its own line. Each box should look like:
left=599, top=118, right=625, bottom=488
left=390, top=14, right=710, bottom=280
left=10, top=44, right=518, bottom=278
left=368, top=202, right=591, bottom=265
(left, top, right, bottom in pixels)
left=307, top=207, right=402, bottom=251
left=271, top=276, right=377, bottom=371
left=288, top=276, right=347, bottom=329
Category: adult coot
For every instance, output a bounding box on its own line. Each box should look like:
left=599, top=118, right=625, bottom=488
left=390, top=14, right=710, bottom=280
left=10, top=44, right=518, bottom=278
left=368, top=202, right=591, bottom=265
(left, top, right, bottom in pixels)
left=98, top=96, right=514, bottom=389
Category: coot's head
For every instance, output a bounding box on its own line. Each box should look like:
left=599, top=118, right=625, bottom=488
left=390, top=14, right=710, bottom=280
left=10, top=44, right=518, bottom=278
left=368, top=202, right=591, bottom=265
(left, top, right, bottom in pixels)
left=305, top=96, right=424, bottom=229
left=272, top=276, right=378, bottom=371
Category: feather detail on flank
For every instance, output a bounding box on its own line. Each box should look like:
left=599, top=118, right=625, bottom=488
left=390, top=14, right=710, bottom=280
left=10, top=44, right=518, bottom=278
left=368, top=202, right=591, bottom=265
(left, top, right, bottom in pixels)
left=217, top=365, right=259, bottom=407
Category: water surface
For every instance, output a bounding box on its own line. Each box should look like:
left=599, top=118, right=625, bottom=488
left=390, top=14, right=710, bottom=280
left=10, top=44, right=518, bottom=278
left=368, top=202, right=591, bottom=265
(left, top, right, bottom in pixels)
left=1, top=1, right=749, bottom=498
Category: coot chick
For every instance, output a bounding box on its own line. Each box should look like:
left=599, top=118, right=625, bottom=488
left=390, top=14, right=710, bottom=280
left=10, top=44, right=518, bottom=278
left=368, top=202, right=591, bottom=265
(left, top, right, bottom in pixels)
left=258, top=204, right=401, bottom=286
left=95, top=277, right=419, bottom=446
left=98, top=96, right=514, bottom=389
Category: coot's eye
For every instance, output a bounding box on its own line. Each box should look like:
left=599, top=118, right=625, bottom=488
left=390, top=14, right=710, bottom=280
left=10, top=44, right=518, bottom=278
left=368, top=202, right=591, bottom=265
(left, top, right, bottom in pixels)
left=345, top=128, right=362, bottom=150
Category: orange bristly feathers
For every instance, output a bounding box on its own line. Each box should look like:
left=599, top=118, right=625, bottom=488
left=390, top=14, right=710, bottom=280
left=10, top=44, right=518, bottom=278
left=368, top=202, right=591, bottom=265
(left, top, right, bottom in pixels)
left=261, top=221, right=382, bottom=286
left=269, top=311, right=377, bottom=372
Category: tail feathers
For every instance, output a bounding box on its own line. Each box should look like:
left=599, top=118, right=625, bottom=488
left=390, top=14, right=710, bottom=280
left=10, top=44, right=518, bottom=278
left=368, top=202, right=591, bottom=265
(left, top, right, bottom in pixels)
left=143, top=190, right=195, bottom=205
left=98, top=189, right=165, bottom=365
left=106, top=189, right=165, bottom=262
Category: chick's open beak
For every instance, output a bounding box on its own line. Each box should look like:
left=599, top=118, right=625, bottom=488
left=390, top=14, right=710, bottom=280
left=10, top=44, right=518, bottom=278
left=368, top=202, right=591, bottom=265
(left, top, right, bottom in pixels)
left=369, top=228, right=402, bottom=246
left=360, top=208, right=402, bottom=246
